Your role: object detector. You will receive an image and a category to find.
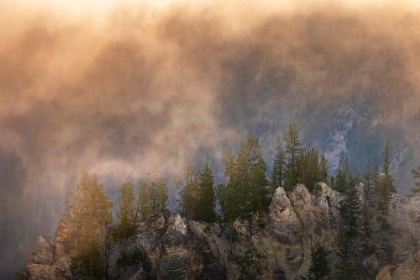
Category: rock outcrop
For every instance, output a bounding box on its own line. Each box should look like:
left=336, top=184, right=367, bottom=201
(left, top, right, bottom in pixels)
left=376, top=251, right=420, bottom=280
left=20, top=184, right=420, bottom=280
left=25, top=215, right=76, bottom=280
left=268, top=187, right=303, bottom=244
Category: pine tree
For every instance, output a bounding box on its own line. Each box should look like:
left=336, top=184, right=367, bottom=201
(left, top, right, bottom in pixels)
left=222, top=136, right=269, bottom=221
left=411, top=156, right=420, bottom=195
left=341, top=183, right=360, bottom=239
left=283, top=123, right=304, bottom=190
left=176, top=163, right=199, bottom=220
left=67, top=172, right=113, bottom=279
left=71, top=230, right=105, bottom=279
left=319, top=155, right=329, bottom=184
left=196, top=163, right=216, bottom=222
left=362, top=159, right=373, bottom=241
left=335, top=228, right=355, bottom=280
left=138, top=181, right=152, bottom=221
left=271, top=136, right=285, bottom=191
left=116, top=182, right=136, bottom=240
left=236, top=237, right=264, bottom=280
left=377, top=140, right=396, bottom=218
left=304, top=148, right=321, bottom=192
left=364, top=159, right=373, bottom=201
left=334, top=157, right=350, bottom=193
left=296, top=148, right=307, bottom=185
left=335, top=168, right=347, bottom=193
left=67, top=171, right=113, bottom=225
left=308, top=242, right=330, bottom=280
left=335, top=178, right=360, bottom=280
left=138, top=168, right=168, bottom=221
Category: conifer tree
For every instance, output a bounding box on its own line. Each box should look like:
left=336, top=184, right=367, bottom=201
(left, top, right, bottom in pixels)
left=335, top=229, right=355, bottom=280
left=196, top=163, right=216, bottom=222
left=116, top=182, right=136, bottom=239
left=271, top=136, right=285, bottom=191
left=335, top=177, right=360, bottom=280
left=176, top=163, right=199, bottom=220
left=335, top=168, right=347, bottom=193
left=236, top=237, right=264, bottom=280
left=377, top=140, right=396, bottom=218
left=319, top=155, right=329, bottom=183
left=362, top=193, right=372, bottom=247
left=304, top=148, right=321, bottom=192
left=308, top=242, right=330, bottom=280
left=341, top=183, right=360, bottom=239
left=138, top=181, right=151, bottom=221
left=411, top=153, right=420, bottom=195
left=364, top=159, right=373, bottom=201
left=138, top=168, right=168, bottom=221
left=67, top=172, right=113, bottom=279
left=222, top=136, right=269, bottom=221
left=334, top=157, right=351, bottom=193
left=296, top=148, right=307, bottom=185
left=411, top=165, right=420, bottom=195
left=67, top=171, right=113, bottom=225
left=283, top=123, right=304, bottom=190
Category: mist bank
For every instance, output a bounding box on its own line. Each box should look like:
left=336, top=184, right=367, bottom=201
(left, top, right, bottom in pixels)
left=1, top=1, right=420, bottom=278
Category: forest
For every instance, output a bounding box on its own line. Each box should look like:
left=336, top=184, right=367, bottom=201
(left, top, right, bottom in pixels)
left=26, top=123, right=420, bottom=280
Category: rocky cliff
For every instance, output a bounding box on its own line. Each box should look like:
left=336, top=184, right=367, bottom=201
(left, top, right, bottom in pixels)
left=20, top=184, right=420, bottom=280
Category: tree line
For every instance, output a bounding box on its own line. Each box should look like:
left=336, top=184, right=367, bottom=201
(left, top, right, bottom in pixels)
left=62, top=123, right=420, bottom=279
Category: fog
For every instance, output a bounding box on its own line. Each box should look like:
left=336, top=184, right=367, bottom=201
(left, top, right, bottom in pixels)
left=1, top=0, right=420, bottom=277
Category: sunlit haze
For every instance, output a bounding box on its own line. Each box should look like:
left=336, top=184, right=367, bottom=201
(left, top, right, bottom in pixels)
left=1, top=0, right=420, bottom=278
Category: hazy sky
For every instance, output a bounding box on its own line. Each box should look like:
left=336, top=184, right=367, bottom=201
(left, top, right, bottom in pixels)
left=1, top=0, right=420, bottom=278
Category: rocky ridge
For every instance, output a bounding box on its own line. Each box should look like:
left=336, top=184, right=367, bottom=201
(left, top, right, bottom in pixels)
left=21, top=183, right=420, bottom=279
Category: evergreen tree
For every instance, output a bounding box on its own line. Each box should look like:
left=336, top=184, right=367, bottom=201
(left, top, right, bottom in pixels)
left=71, top=230, right=105, bottom=279
left=283, top=123, right=304, bottom=190
left=335, top=178, right=360, bottom=280
left=335, top=228, right=355, bottom=280
left=411, top=155, right=420, bottom=195
left=341, top=183, right=360, bottom=239
left=138, top=181, right=151, bottom=221
left=196, top=163, right=216, bottom=222
left=377, top=140, right=396, bottom=218
left=116, top=182, right=136, bottom=240
left=176, top=163, right=199, bottom=220
left=304, top=148, right=321, bottom=192
left=138, top=168, right=168, bottom=221
left=67, top=171, right=113, bottom=225
left=319, top=155, right=329, bottom=183
left=236, top=237, right=264, bottom=280
left=335, top=168, right=347, bottom=193
left=361, top=192, right=372, bottom=254
left=222, top=136, right=269, bottom=221
left=334, top=157, right=350, bottom=193
left=308, top=242, right=330, bottom=280
left=271, top=136, right=285, bottom=191
left=364, top=159, right=373, bottom=202
left=296, top=148, right=307, bottom=185
left=67, top=172, right=113, bottom=279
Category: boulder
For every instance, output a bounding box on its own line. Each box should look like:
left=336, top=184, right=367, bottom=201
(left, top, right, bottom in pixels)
left=268, top=187, right=302, bottom=244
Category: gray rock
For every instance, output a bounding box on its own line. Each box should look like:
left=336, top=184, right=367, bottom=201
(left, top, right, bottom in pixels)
left=28, top=236, right=55, bottom=265
left=268, top=187, right=302, bottom=244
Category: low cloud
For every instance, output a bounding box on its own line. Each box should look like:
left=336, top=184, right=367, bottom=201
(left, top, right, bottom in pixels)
left=1, top=0, right=420, bottom=277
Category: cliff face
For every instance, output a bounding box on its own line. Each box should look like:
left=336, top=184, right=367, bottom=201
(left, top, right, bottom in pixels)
left=21, top=184, right=420, bottom=280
